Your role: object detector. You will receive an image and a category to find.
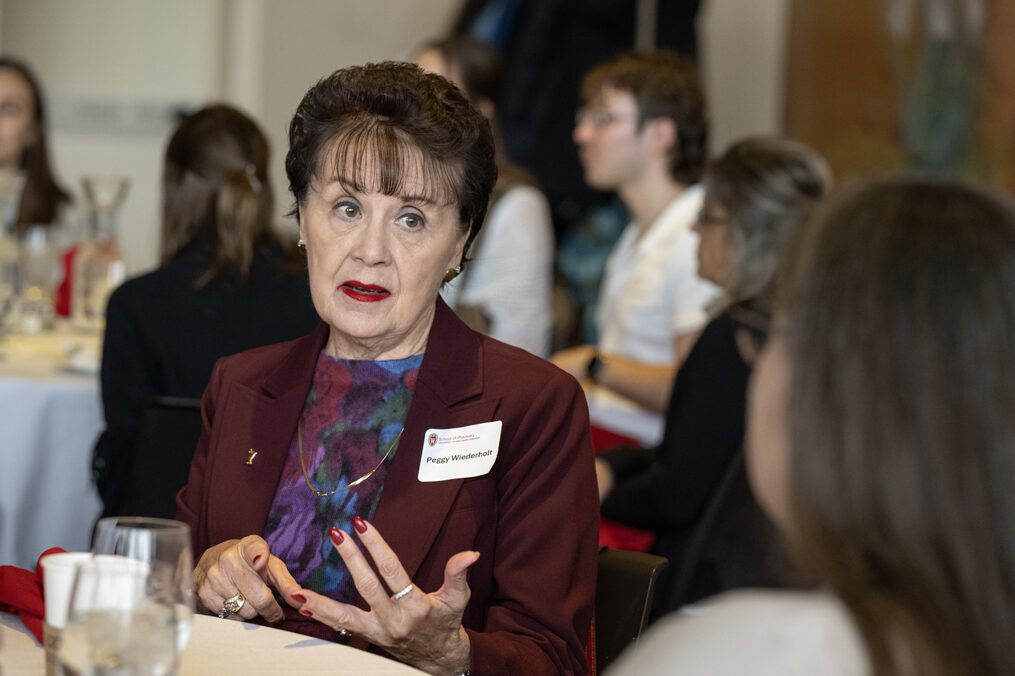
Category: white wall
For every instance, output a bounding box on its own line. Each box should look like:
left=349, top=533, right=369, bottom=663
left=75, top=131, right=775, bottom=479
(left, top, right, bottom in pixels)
left=700, top=0, right=790, bottom=152
left=0, top=0, right=787, bottom=271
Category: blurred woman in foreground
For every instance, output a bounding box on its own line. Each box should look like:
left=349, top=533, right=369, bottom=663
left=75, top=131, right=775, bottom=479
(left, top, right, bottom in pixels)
left=611, top=177, right=1015, bottom=675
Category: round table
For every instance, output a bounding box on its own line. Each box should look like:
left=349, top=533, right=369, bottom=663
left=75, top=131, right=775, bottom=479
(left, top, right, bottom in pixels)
left=0, top=323, right=103, bottom=569
left=0, top=612, right=426, bottom=675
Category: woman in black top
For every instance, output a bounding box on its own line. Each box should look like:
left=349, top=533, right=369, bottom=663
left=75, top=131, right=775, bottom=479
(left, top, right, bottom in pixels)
left=596, top=137, right=829, bottom=614
left=92, top=105, right=319, bottom=516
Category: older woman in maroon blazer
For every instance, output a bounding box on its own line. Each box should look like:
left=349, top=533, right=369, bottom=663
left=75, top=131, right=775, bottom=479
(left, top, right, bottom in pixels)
left=176, top=62, right=598, bottom=676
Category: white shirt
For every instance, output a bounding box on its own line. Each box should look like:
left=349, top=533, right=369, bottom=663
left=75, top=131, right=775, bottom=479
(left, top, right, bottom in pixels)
left=442, top=185, right=554, bottom=357
left=587, top=185, right=719, bottom=444
left=609, top=590, right=871, bottom=676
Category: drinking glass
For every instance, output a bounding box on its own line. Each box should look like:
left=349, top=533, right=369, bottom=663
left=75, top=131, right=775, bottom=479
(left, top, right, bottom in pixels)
left=18, top=224, right=61, bottom=333
left=58, top=556, right=178, bottom=675
left=59, top=518, right=195, bottom=674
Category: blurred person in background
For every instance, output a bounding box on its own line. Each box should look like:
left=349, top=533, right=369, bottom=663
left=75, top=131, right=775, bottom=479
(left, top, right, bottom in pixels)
left=414, top=34, right=554, bottom=357
left=611, top=177, right=1015, bottom=675
left=92, top=104, right=319, bottom=517
left=597, top=137, right=830, bottom=615
left=551, top=50, right=716, bottom=447
left=0, top=56, right=70, bottom=233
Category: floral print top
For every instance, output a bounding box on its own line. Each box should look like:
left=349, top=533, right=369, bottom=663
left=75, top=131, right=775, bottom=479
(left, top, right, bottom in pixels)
left=263, top=350, right=422, bottom=603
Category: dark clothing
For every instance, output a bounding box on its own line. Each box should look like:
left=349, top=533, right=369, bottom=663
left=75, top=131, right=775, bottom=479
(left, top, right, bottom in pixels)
left=176, top=301, right=598, bottom=674
left=92, top=240, right=319, bottom=516
left=599, top=312, right=752, bottom=612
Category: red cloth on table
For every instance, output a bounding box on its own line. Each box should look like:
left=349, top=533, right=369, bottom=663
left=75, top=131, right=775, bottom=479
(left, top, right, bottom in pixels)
left=591, top=425, right=656, bottom=553
left=0, top=547, right=66, bottom=642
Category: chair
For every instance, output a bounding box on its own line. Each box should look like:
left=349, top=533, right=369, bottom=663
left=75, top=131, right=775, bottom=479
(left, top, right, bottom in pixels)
left=595, top=546, right=668, bottom=671
left=118, top=396, right=203, bottom=519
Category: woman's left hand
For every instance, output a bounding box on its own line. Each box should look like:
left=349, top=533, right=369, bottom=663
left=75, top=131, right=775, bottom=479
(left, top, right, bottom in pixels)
left=293, top=517, right=477, bottom=676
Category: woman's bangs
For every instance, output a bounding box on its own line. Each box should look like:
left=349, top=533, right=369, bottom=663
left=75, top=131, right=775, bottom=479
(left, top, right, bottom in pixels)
left=322, top=120, right=462, bottom=207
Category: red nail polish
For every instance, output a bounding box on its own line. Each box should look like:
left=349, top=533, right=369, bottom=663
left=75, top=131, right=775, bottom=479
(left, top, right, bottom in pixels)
left=352, top=516, right=368, bottom=534
left=328, top=527, right=344, bottom=545
left=292, top=593, right=307, bottom=603
left=252, top=555, right=263, bottom=566
left=299, top=608, right=314, bottom=617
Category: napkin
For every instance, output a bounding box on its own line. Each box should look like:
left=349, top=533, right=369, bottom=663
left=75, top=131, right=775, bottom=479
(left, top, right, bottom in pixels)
left=0, top=546, right=65, bottom=642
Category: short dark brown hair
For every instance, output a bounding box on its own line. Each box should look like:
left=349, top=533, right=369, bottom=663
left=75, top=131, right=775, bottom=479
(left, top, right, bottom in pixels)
left=779, top=177, right=1015, bottom=675
left=285, top=61, right=497, bottom=260
left=581, top=50, right=707, bottom=185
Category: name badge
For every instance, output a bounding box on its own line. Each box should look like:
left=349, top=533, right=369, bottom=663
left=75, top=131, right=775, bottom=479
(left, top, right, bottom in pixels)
left=418, top=421, right=501, bottom=482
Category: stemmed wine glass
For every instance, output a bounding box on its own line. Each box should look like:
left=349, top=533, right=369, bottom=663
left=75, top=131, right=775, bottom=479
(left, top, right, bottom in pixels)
left=59, top=518, right=195, bottom=675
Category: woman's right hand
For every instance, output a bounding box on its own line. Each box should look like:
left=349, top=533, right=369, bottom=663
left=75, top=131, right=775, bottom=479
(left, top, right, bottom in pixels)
left=194, top=535, right=304, bottom=623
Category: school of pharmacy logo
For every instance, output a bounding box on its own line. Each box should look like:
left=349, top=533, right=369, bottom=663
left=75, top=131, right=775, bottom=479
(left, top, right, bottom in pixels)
left=428, top=433, right=438, bottom=447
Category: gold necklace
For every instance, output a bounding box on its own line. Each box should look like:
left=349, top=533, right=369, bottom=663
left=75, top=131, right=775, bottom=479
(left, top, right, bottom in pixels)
left=297, top=420, right=404, bottom=497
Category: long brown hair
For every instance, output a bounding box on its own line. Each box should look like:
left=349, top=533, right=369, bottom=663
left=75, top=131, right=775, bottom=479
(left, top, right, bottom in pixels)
left=0, top=57, right=70, bottom=230
left=161, top=104, right=280, bottom=287
left=779, top=177, right=1015, bottom=675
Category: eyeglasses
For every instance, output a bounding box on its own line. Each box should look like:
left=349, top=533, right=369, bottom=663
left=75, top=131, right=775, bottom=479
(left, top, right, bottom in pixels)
left=575, top=107, right=637, bottom=129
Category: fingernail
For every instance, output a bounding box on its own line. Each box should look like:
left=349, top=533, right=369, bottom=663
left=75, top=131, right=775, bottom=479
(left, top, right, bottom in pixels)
left=292, top=593, right=307, bottom=603
left=299, top=608, right=314, bottom=617
left=252, top=555, right=263, bottom=566
left=352, top=516, right=368, bottom=534
left=328, top=527, right=344, bottom=545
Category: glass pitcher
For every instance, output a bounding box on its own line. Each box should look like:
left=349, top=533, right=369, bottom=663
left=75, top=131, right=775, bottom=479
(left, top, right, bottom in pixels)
left=72, top=176, right=128, bottom=328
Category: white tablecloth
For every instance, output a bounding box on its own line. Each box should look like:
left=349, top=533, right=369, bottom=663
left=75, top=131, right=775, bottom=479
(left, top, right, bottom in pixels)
left=0, top=612, right=426, bottom=675
left=0, top=324, right=104, bottom=568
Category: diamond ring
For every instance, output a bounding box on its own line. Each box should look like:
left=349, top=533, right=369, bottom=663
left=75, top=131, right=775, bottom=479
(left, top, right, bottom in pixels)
left=218, top=591, right=246, bottom=618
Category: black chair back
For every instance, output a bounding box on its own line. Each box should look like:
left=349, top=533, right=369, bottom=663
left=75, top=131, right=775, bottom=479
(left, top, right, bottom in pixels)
left=595, top=546, right=668, bottom=671
left=119, top=396, right=202, bottom=519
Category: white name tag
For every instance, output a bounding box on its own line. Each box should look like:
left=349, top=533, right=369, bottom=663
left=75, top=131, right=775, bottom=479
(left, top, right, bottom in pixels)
left=417, top=421, right=501, bottom=482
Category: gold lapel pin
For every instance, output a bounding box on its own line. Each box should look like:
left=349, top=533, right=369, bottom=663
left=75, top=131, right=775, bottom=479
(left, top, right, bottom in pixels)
left=246, top=449, right=258, bottom=465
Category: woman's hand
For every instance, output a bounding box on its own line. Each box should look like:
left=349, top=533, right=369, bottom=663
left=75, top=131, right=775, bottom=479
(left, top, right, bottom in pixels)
left=294, top=517, right=478, bottom=676
left=194, top=535, right=303, bottom=623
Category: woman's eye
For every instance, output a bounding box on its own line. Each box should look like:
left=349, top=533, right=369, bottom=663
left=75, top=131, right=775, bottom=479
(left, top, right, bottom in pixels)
left=398, top=212, right=424, bottom=229
left=335, top=201, right=359, bottom=218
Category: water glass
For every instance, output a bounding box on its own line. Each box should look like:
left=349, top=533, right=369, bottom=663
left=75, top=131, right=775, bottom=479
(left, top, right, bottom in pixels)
left=59, top=518, right=195, bottom=674
left=58, top=556, right=178, bottom=675
left=18, top=224, right=61, bottom=333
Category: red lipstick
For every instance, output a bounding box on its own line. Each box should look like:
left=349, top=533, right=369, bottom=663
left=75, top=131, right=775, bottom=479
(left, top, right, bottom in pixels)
left=340, top=281, right=390, bottom=303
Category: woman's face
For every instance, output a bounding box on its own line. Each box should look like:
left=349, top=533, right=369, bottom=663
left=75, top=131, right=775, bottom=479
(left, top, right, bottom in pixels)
left=299, top=152, right=467, bottom=360
left=692, top=197, right=732, bottom=286
left=0, top=68, right=37, bottom=170
left=745, top=332, right=792, bottom=530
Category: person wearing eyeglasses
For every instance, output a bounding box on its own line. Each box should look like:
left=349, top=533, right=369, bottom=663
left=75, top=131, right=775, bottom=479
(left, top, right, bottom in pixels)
left=597, top=137, right=830, bottom=616
left=551, top=50, right=719, bottom=551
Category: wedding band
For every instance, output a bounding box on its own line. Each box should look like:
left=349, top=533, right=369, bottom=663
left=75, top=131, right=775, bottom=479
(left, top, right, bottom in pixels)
left=338, top=628, right=352, bottom=638
left=391, top=583, right=414, bottom=601
left=218, top=591, right=246, bottom=618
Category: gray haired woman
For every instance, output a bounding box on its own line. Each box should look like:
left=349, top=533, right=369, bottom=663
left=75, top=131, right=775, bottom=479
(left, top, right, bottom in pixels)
left=595, top=136, right=830, bottom=615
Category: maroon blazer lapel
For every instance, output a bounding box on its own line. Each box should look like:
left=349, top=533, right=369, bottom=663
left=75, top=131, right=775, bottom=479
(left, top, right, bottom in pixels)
left=205, top=323, right=329, bottom=544
left=372, top=300, right=499, bottom=579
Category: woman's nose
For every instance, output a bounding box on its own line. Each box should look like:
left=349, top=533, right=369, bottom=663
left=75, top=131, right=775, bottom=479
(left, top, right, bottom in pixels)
left=350, top=219, right=391, bottom=265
